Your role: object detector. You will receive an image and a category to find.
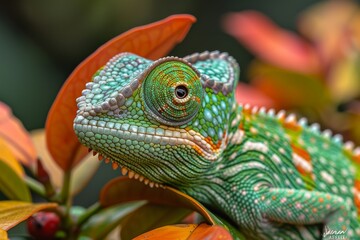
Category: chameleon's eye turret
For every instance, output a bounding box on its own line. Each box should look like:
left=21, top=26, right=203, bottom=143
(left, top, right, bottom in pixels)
left=142, top=58, right=203, bottom=126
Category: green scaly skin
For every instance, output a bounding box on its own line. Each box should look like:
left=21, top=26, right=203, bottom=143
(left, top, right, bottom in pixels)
left=73, top=51, right=360, bottom=239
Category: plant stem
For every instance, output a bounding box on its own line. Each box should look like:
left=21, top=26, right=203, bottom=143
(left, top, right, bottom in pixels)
left=24, top=176, right=46, bottom=198
left=77, top=202, right=102, bottom=228
left=60, top=170, right=72, bottom=204
left=60, top=170, right=74, bottom=238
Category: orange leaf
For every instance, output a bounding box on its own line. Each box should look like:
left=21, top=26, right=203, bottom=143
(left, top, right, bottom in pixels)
left=188, top=224, right=233, bottom=240
left=0, top=201, right=57, bottom=230
left=235, top=82, right=277, bottom=108
left=223, top=11, right=321, bottom=74
left=0, top=138, right=24, bottom=177
left=133, top=223, right=232, bottom=240
left=0, top=229, right=8, bottom=240
left=0, top=102, right=36, bottom=166
left=133, top=224, right=197, bottom=240
left=45, top=14, right=196, bottom=170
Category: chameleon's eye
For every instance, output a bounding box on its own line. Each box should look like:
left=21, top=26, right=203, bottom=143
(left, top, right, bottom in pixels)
left=174, top=85, right=188, bottom=99
left=143, top=59, right=203, bottom=126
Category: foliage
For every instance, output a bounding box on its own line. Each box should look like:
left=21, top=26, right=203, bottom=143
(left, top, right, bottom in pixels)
left=225, top=0, right=360, bottom=146
left=0, top=15, right=240, bottom=239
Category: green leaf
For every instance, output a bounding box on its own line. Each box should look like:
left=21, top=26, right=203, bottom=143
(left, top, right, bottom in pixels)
left=120, top=203, right=192, bottom=240
left=348, top=106, right=360, bottom=146
left=0, top=161, right=31, bottom=201
left=327, top=53, right=360, bottom=103
left=80, top=201, right=145, bottom=239
left=249, top=61, right=331, bottom=110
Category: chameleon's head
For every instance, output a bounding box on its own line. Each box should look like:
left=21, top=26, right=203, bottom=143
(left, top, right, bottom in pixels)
left=74, top=51, right=239, bottom=187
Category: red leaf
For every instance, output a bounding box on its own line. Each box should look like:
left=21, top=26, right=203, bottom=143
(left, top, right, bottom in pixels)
left=45, top=14, right=196, bottom=170
left=223, top=11, right=321, bottom=74
left=235, top=82, right=277, bottom=108
left=100, top=177, right=215, bottom=226
left=0, top=102, right=36, bottom=166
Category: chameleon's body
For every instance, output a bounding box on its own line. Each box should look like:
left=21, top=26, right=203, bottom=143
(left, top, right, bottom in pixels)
left=74, top=51, right=360, bottom=239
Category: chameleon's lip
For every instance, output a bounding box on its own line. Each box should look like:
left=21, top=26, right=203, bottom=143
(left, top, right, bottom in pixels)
left=89, top=148, right=164, bottom=188
left=74, top=119, right=221, bottom=161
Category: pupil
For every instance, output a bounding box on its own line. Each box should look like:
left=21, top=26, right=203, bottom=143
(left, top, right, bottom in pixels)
left=175, top=85, right=188, bottom=99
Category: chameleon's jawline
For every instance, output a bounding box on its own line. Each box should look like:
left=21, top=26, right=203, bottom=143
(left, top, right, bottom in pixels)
left=89, top=148, right=164, bottom=188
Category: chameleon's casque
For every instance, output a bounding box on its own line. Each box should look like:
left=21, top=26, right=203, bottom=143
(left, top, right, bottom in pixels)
left=74, top=51, right=360, bottom=239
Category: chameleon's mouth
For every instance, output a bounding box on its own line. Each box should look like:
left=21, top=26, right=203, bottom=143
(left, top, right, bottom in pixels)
left=74, top=116, right=225, bottom=186
left=88, top=148, right=164, bottom=188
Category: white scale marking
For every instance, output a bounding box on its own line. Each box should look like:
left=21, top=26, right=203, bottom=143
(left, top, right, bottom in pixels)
left=320, top=170, right=335, bottom=184
left=230, top=130, right=245, bottom=145
left=271, top=154, right=281, bottom=164
left=223, top=162, right=267, bottom=177
left=229, top=152, right=237, bottom=160
left=243, top=141, right=269, bottom=153
left=292, top=153, right=312, bottom=173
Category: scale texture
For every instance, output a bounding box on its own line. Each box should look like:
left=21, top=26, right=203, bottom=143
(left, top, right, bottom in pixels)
left=73, top=51, right=360, bottom=239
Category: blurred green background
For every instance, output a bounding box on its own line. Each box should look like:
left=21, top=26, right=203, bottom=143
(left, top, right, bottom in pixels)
left=2, top=0, right=358, bottom=209
left=0, top=0, right=321, bottom=130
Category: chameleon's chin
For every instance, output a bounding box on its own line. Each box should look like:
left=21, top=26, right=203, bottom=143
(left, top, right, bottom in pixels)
left=87, top=147, right=164, bottom=189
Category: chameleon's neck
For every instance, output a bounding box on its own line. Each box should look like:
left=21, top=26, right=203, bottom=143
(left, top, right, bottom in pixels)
left=177, top=104, right=248, bottom=209
left=178, top=103, right=274, bottom=227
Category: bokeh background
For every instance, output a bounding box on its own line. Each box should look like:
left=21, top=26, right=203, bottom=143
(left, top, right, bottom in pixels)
left=0, top=0, right=322, bottom=130
left=1, top=0, right=360, bottom=225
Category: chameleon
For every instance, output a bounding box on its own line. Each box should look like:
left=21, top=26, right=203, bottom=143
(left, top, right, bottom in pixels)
left=73, top=50, right=360, bottom=239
